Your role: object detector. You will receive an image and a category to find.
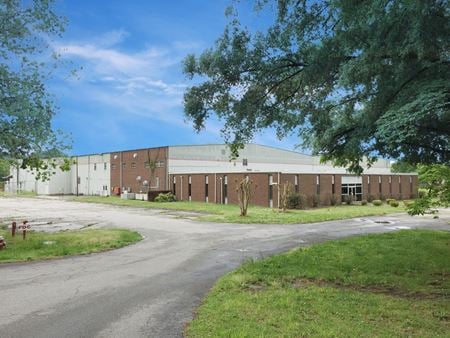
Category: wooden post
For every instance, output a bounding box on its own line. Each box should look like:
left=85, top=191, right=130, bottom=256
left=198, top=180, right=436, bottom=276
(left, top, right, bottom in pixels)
left=12, top=221, right=16, bottom=237
left=22, top=221, right=28, bottom=240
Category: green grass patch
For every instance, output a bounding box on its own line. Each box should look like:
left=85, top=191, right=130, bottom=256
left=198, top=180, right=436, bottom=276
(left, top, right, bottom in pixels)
left=0, top=190, right=37, bottom=198
left=70, top=196, right=405, bottom=224
left=186, top=230, right=450, bottom=337
left=0, top=228, right=141, bottom=263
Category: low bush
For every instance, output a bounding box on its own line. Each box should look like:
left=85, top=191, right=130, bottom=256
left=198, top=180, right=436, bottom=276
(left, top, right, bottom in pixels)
left=418, top=189, right=427, bottom=198
left=372, top=199, right=383, bottom=206
left=154, top=192, right=177, bottom=202
left=287, top=193, right=307, bottom=209
left=361, top=200, right=368, bottom=205
left=380, top=194, right=387, bottom=201
left=367, top=194, right=376, bottom=203
left=386, top=198, right=396, bottom=205
left=390, top=200, right=399, bottom=207
left=312, top=194, right=320, bottom=208
left=403, top=200, right=414, bottom=208
left=343, top=195, right=354, bottom=205
left=330, top=194, right=339, bottom=206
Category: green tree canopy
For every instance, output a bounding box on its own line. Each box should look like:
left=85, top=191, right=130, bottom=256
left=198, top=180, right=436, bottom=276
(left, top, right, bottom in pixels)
left=391, top=160, right=416, bottom=173
left=0, top=159, right=9, bottom=179
left=183, top=0, right=450, bottom=173
left=0, top=0, right=70, bottom=176
left=408, top=164, right=450, bottom=215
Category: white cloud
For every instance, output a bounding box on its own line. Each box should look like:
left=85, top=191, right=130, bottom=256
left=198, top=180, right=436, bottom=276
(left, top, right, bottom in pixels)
left=95, top=29, right=129, bottom=47
left=55, top=31, right=299, bottom=147
left=53, top=30, right=195, bottom=127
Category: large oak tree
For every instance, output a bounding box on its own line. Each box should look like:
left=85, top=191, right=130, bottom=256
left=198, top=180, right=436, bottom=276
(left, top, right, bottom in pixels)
left=183, top=0, right=449, bottom=174
left=0, top=0, right=70, bottom=180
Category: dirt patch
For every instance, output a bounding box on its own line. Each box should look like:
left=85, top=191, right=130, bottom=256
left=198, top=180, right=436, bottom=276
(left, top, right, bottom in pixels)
left=287, top=278, right=449, bottom=300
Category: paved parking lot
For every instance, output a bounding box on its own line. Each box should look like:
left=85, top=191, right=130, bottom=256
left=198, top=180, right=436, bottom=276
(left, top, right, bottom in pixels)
left=1, top=197, right=449, bottom=338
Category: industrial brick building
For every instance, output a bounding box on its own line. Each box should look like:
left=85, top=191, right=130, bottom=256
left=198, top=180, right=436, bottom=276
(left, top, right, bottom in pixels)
left=6, top=144, right=418, bottom=208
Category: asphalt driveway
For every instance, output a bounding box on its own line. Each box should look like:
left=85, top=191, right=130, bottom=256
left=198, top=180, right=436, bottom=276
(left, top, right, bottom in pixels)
left=1, top=197, right=449, bottom=338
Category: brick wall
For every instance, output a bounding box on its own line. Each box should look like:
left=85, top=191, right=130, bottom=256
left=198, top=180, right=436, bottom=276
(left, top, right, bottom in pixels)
left=110, top=147, right=168, bottom=194
left=169, top=172, right=418, bottom=207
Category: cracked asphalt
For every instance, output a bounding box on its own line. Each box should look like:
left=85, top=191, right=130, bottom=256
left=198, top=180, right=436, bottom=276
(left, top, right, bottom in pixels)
left=1, top=197, right=449, bottom=338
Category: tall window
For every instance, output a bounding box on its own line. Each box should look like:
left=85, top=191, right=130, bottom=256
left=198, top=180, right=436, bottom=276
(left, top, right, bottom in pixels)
left=173, top=176, right=176, bottom=194
left=104, top=162, right=107, bottom=170
left=409, top=176, right=413, bottom=196
left=131, top=162, right=137, bottom=169
left=316, top=175, right=320, bottom=195
left=389, top=176, right=392, bottom=195
left=223, top=175, right=228, bottom=204
left=205, top=175, right=209, bottom=202
left=268, top=174, right=273, bottom=207
left=188, top=176, right=192, bottom=201
left=332, top=175, right=335, bottom=194
left=367, top=176, right=370, bottom=195
left=93, top=163, right=97, bottom=171
left=295, top=175, right=299, bottom=193
left=398, top=176, right=402, bottom=195
left=378, top=176, right=382, bottom=194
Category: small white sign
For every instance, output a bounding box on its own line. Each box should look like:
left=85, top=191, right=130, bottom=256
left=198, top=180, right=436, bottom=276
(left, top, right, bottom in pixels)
left=18, top=224, right=31, bottom=230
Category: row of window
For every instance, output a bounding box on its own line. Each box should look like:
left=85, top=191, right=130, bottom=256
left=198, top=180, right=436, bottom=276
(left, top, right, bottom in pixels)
left=111, top=161, right=165, bottom=170
left=92, top=163, right=108, bottom=171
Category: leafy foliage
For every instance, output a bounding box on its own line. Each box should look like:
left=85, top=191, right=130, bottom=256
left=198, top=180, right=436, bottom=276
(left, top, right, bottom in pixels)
left=0, top=0, right=71, bottom=177
left=286, top=192, right=306, bottom=209
left=154, top=192, right=177, bottom=202
left=0, top=159, right=9, bottom=179
left=183, top=0, right=450, bottom=173
left=235, top=177, right=254, bottom=216
left=391, top=160, right=417, bottom=173
left=372, top=200, right=383, bottom=206
left=408, top=164, right=450, bottom=215
left=279, top=180, right=293, bottom=212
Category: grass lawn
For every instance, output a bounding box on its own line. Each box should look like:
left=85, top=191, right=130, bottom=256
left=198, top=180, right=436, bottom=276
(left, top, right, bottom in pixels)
left=70, top=196, right=406, bottom=224
left=0, top=228, right=141, bottom=263
left=186, top=230, right=450, bottom=337
left=0, top=191, right=37, bottom=197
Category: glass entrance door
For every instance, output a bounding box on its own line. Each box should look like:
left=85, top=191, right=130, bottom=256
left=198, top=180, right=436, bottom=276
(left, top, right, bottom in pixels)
left=341, top=183, right=362, bottom=201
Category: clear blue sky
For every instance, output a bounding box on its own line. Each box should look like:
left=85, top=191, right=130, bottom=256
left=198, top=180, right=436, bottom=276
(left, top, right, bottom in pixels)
left=50, top=0, right=300, bottom=155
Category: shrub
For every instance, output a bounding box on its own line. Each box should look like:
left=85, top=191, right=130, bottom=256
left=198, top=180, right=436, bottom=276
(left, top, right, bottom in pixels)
left=154, top=192, right=177, bottom=202
left=390, top=200, right=399, bottom=207
left=386, top=198, right=396, bottom=205
left=287, top=193, right=307, bottom=209
left=361, top=200, right=368, bottom=205
left=403, top=200, right=414, bottom=208
left=343, top=195, right=354, bottom=205
left=372, top=199, right=383, bottom=206
left=312, top=194, right=320, bottom=208
left=379, top=194, right=386, bottom=201
left=330, top=194, right=339, bottom=206
left=418, top=189, right=427, bottom=198
left=367, top=194, right=376, bottom=203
